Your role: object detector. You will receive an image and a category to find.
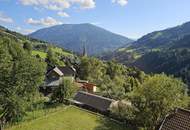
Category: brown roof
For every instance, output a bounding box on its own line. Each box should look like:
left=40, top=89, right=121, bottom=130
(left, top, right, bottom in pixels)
left=74, top=91, right=115, bottom=112
left=159, top=108, right=190, bottom=130
left=76, top=82, right=96, bottom=88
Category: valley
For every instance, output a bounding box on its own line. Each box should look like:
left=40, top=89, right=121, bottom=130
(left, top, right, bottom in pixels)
left=102, top=21, right=190, bottom=90
left=1, top=1, right=190, bottom=130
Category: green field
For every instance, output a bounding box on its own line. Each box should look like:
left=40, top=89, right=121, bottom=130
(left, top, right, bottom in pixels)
left=32, top=48, right=73, bottom=59
left=52, top=47, right=73, bottom=56
left=32, top=50, right=47, bottom=59
left=6, top=106, right=130, bottom=130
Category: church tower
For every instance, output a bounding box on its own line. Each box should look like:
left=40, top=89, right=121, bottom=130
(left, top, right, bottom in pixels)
left=82, top=43, right=87, bottom=57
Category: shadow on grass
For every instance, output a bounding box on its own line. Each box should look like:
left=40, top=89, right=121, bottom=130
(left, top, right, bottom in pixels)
left=94, top=118, right=134, bottom=130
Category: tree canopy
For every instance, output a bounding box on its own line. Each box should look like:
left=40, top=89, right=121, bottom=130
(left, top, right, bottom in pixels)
left=0, top=38, right=46, bottom=123
left=130, top=74, right=189, bottom=129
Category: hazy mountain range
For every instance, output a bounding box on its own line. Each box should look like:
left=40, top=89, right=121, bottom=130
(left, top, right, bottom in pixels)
left=29, top=23, right=133, bottom=55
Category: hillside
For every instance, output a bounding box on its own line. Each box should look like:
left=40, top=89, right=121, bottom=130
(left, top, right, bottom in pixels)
left=0, top=25, right=73, bottom=59
left=102, top=21, right=190, bottom=63
left=0, top=25, right=45, bottom=44
left=126, top=21, right=190, bottom=54
left=101, top=22, right=190, bottom=89
left=29, top=23, right=133, bottom=55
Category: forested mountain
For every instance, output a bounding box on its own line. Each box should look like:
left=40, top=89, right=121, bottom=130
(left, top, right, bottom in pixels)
left=132, top=34, right=190, bottom=85
left=102, top=21, right=190, bottom=63
left=129, top=21, right=190, bottom=53
left=29, top=23, right=133, bottom=55
left=101, top=22, right=190, bottom=89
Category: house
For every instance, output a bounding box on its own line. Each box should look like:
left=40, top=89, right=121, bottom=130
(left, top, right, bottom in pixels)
left=41, top=67, right=63, bottom=92
left=72, top=91, right=115, bottom=113
left=57, top=66, right=76, bottom=79
left=76, top=80, right=97, bottom=93
left=40, top=66, right=76, bottom=95
left=46, top=66, right=76, bottom=85
left=46, top=66, right=64, bottom=80
left=158, top=108, right=190, bottom=130
left=46, top=66, right=76, bottom=77
left=81, top=82, right=97, bottom=93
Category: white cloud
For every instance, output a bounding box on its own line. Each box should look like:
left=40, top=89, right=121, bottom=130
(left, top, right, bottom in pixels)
left=112, top=0, right=128, bottom=6
left=71, top=0, right=95, bottom=9
left=24, top=29, right=35, bottom=34
left=19, top=0, right=95, bottom=11
left=57, top=11, right=70, bottom=17
left=16, top=26, right=35, bottom=34
left=26, top=17, right=62, bottom=26
left=19, top=0, right=70, bottom=11
left=0, top=12, right=13, bottom=23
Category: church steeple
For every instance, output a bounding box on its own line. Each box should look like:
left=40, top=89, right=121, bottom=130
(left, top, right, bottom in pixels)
left=82, top=43, right=87, bottom=57
left=81, top=38, right=87, bottom=57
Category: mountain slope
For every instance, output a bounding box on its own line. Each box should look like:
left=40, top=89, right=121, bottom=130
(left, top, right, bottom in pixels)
left=0, top=24, right=45, bottom=43
left=102, top=21, right=190, bottom=63
left=133, top=48, right=190, bottom=90
left=101, top=22, right=190, bottom=90
left=29, top=23, right=133, bottom=55
left=133, top=34, right=190, bottom=73
left=127, top=21, right=190, bottom=53
left=0, top=25, right=73, bottom=58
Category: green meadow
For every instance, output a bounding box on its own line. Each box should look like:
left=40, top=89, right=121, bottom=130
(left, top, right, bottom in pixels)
left=32, top=50, right=47, bottom=59
left=6, top=106, right=130, bottom=130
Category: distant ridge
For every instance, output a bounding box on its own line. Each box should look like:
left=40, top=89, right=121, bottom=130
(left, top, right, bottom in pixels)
left=29, top=23, right=133, bottom=55
left=101, top=21, right=190, bottom=89
left=102, top=21, right=190, bottom=63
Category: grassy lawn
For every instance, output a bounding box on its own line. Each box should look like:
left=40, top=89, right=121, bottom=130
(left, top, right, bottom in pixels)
left=32, top=50, right=47, bottom=59
left=6, top=106, right=130, bottom=130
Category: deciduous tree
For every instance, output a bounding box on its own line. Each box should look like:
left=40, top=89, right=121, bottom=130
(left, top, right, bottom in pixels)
left=131, top=74, right=189, bottom=130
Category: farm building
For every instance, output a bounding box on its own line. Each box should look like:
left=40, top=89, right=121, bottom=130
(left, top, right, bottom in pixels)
left=45, top=66, right=76, bottom=86
left=72, top=91, right=115, bottom=114
left=159, top=108, right=190, bottom=130
left=76, top=80, right=97, bottom=93
left=40, top=66, right=76, bottom=95
left=57, top=66, right=76, bottom=79
left=46, top=66, right=76, bottom=79
left=47, top=66, right=63, bottom=80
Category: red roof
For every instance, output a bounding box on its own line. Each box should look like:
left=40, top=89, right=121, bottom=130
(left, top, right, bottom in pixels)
left=76, top=81, right=96, bottom=93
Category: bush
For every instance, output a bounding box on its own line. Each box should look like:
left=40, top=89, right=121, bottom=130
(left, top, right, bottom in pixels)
left=51, top=78, right=78, bottom=103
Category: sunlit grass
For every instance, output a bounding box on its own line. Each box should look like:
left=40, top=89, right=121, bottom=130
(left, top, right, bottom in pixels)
left=6, top=106, right=130, bottom=130
left=32, top=50, right=47, bottom=59
left=52, top=47, right=73, bottom=56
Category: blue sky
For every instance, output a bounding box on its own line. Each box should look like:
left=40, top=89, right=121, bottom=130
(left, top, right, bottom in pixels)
left=0, top=0, right=190, bottom=39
